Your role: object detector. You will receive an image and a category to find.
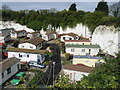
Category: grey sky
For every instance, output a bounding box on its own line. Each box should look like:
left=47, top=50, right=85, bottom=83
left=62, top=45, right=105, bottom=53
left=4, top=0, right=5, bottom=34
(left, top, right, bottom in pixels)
left=2, top=0, right=120, bottom=2
left=2, top=2, right=115, bottom=12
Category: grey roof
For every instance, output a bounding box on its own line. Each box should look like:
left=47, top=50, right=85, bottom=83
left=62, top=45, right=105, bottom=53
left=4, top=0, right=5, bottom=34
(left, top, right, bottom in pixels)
left=7, top=47, right=46, bottom=54
left=0, top=57, right=20, bottom=72
left=21, top=37, right=45, bottom=46
left=73, top=55, right=103, bottom=59
left=0, top=28, right=15, bottom=31
left=65, top=44, right=100, bottom=48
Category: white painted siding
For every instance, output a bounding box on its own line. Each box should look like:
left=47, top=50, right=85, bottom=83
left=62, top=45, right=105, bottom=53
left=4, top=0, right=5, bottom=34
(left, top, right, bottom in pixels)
left=66, top=47, right=99, bottom=56
left=27, top=34, right=33, bottom=38
left=18, top=43, right=36, bottom=49
left=8, top=51, right=45, bottom=63
left=0, top=37, right=4, bottom=43
left=42, top=35, right=49, bottom=41
left=10, top=33, right=17, bottom=38
left=65, top=41, right=91, bottom=45
left=63, top=69, right=89, bottom=82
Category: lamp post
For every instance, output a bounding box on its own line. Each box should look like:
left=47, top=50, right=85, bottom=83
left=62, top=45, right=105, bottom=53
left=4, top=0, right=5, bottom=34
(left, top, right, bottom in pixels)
left=53, top=62, right=55, bottom=87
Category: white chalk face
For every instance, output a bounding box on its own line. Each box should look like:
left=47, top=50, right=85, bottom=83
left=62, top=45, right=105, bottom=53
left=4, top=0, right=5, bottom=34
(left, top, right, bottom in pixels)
left=118, top=31, right=120, bottom=51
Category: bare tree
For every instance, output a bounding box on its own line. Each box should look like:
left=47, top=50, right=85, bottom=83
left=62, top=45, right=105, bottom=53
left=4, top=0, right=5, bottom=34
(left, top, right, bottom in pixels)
left=2, top=5, right=11, bottom=11
left=109, top=1, right=120, bottom=17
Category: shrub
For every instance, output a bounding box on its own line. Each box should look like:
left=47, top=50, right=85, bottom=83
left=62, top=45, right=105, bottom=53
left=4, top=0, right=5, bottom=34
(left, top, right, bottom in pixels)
left=27, top=71, right=44, bottom=88
left=65, top=53, right=71, bottom=60
left=62, top=46, right=65, bottom=54
left=49, top=46, right=53, bottom=50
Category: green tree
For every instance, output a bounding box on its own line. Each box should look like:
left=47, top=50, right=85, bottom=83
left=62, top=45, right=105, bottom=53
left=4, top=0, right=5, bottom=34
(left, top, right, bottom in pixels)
left=69, top=3, right=77, bottom=11
left=54, top=74, right=77, bottom=88
left=95, top=0, right=109, bottom=15
left=27, top=21, right=43, bottom=30
left=84, top=11, right=105, bottom=33
left=77, top=54, right=120, bottom=88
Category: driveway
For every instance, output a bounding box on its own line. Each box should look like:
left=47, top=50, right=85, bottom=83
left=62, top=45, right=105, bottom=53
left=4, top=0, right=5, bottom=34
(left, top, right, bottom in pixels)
left=37, top=43, right=62, bottom=86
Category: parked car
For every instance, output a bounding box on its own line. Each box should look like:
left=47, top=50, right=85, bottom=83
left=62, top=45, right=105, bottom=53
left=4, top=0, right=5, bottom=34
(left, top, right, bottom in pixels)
left=28, top=61, right=46, bottom=69
left=11, top=72, right=25, bottom=86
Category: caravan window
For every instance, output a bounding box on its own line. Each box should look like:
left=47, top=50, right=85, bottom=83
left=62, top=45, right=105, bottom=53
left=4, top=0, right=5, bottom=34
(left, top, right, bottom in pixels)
left=7, top=67, right=11, bottom=75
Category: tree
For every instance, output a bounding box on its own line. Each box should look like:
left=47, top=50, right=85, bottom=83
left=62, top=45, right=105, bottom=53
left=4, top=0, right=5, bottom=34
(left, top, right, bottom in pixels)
left=109, top=1, right=120, bottom=17
left=83, top=11, right=105, bottom=33
left=54, top=74, right=77, bottom=88
left=95, top=0, right=109, bottom=15
left=77, top=54, right=120, bottom=88
left=69, top=3, right=77, bottom=11
left=2, top=5, right=11, bottom=11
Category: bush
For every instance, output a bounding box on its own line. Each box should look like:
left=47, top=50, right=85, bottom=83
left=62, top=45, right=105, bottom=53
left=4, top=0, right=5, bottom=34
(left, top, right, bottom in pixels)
left=65, top=53, right=71, bottom=60
left=27, top=71, right=44, bottom=88
left=62, top=46, right=65, bottom=54
left=49, top=46, right=53, bottom=50
left=13, top=40, right=19, bottom=47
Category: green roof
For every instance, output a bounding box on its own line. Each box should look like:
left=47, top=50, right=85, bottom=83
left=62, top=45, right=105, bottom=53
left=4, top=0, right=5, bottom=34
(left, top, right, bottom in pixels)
left=0, top=28, right=15, bottom=31
left=65, top=44, right=100, bottom=48
left=11, top=79, right=21, bottom=85
left=16, top=72, right=25, bottom=77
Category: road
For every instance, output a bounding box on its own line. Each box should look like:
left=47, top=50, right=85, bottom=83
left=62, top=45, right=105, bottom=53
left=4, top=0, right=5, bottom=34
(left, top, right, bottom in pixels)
left=37, top=43, right=62, bottom=86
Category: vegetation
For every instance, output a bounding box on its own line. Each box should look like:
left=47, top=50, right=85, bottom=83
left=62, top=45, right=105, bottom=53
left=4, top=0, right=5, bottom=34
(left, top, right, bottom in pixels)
left=27, top=71, right=44, bottom=88
left=61, top=57, right=72, bottom=65
left=54, top=54, right=120, bottom=88
left=95, top=0, right=109, bottom=16
left=64, top=53, right=71, bottom=60
left=109, top=1, right=120, bottom=17
left=13, top=40, right=20, bottom=48
left=76, top=54, right=120, bottom=88
left=1, top=1, right=120, bottom=33
left=69, top=3, right=77, bottom=11
left=54, top=74, right=77, bottom=88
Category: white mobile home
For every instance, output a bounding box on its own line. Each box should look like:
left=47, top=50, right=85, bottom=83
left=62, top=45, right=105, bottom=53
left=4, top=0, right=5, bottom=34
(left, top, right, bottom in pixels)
left=18, top=37, right=45, bottom=50
left=63, top=64, right=94, bottom=82
left=42, top=31, right=58, bottom=41
left=60, top=33, right=89, bottom=42
left=7, top=47, right=46, bottom=63
left=27, top=31, right=40, bottom=39
left=65, top=44, right=100, bottom=56
left=0, top=57, right=20, bottom=88
left=10, top=30, right=27, bottom=39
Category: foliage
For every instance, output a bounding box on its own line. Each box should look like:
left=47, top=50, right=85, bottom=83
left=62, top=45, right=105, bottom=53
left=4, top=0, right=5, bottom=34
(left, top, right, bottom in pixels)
left=49, top=46, right=53, bottom=50
left=95, top=0, right=109, bottom=16
left=83, top=11, right=105, bottom=33
left=69, top=3, right=77, bottom=11
left=61, top=57, right=72, bottom=65
left=1, top=3, right=119, bottom=34
left=109, top=1, right=120, bottom=17
left=65, top=53, right=71, bottom=60
left=27, top=21, right=43, bottom=30
left=27, top=71, right=44, bottom=88
left=13, top=40, right=20, bottom=48
left=54, top=74, right=77, bottom=88
left=61, top=45, right=65, bottom=54
left=77, top=54, right=120, bottom=88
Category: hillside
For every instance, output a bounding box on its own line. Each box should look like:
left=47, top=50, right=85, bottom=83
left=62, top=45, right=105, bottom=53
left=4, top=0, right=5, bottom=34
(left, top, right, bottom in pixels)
left=0, top=21, right=34, bottom=33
